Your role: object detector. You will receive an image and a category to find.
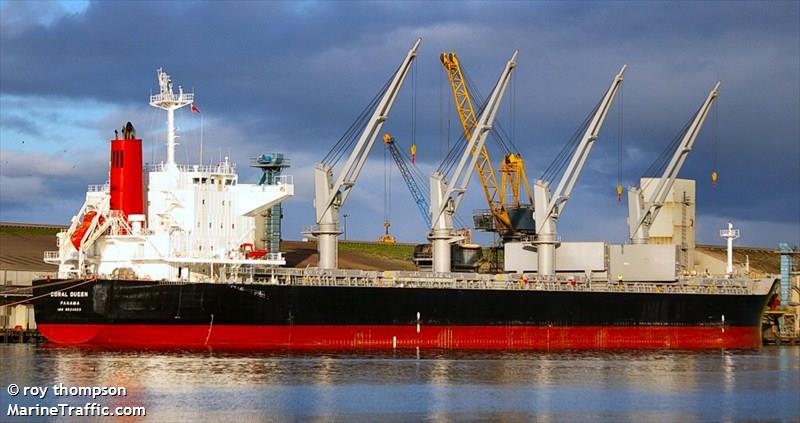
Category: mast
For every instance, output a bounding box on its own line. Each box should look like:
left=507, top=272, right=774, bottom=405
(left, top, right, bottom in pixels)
left=720, top=222, right=740, bottom=275
left=149, top=68, right=194, bottom=170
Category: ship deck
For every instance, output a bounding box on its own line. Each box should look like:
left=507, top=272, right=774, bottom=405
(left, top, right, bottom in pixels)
left=231, top=267, right=777, bottom=297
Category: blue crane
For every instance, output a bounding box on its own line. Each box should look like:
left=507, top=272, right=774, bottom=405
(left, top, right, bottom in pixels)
left=382, top=133, right=431, bottom=227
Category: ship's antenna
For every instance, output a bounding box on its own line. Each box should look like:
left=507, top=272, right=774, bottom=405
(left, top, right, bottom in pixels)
left=149, top=68, right=194, bottom=170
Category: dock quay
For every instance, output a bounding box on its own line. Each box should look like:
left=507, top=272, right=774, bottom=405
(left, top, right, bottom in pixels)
left=763, top=336, right=800, bottom=346
left=1, top=328, right=44, bottom=344
left=763, top=309, right=800, bottom=345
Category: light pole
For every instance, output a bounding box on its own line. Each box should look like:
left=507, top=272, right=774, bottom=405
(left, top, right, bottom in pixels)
left=342, top=213, right=350, bottom=241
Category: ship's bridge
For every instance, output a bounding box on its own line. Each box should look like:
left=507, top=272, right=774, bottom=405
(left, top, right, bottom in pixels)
left=146, top=158, right=293, bottom=240
left=49, top=159, right=294, bottom=281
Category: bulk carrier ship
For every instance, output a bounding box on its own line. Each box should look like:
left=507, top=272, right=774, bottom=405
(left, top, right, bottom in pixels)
left=33, top=40, right=778, bottom=350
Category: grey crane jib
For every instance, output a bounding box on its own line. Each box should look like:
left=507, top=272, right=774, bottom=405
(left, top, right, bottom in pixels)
left=628, top=81, right=720, bottom=244
left=535, top=65, right=627, bottom=235
left=532, top=65, right=627, bottom=277
left=312, top=38, right=421, bottom=270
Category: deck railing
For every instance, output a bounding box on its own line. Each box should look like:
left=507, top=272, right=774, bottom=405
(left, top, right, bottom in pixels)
left=87, top=184, right=109, bottom=192
left=240, top=267, right=763, bottom=296
left=149, top=92, right=194, bottom=104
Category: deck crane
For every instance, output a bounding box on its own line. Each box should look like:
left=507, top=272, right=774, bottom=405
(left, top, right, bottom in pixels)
left=312, top=38, right=421, bottom=269
left=441, top=52, right=532, bottom=236
left=383, top=133, right=431, bottom=227
left=430, top=51, right=518, bottom=273
left=533, top=66, right=626, bottom=276
left=628, top=82, right=720, bottom=244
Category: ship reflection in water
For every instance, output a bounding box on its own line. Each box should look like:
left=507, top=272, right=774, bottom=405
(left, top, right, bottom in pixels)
left=1, top=346, right=798, bottom=422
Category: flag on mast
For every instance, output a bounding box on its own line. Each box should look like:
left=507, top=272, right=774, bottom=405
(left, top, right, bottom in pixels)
left=191, top=104, right=201, bottom=113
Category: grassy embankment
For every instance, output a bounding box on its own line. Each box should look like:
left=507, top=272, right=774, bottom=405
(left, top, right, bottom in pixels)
left=0, top=225, right=415, bottom=261
left=0, top=225, right=62, bottom=237
left=338, top=241, right=416, bottom=262
left=338, top=241, right=508, bottom=271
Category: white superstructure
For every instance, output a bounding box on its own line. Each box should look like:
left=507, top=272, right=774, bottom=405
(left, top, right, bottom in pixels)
left=45, top=69, right=294, bottom=282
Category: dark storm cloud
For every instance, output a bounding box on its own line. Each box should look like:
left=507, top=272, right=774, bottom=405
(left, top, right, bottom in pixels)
left=0, top=115, right=42, bottom=137
left=1, top=1, right=798, bottom=243
left=0, top=149, right=108, bottom=221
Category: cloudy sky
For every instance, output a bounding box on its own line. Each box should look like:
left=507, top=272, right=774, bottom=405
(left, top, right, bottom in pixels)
left=1, top=0, right=798, bottom=247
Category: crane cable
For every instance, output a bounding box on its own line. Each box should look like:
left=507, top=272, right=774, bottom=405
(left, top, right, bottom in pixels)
left=439, top=62, right=444, bottom=161
left=435, top=97, right=510, bottom=177
left=447, top=70, right=452, bottom=158
left=540, top=97, right=601, bottom=182
left=321, top=67, right=397, bottom=167
left=384, top=133, right=470, bottom=233
left=711, top=100, right=719, bottom=187
left=640, top=104, right=701, bottom=194
left=327, top=81, right=387, bottom=167
left=390, top=134, right=470, bottom=228
left=411, top=58, right=417, bottom=162
left=384, top=143, right=391, bottom=227
left=463, top=70, right=518, bottom=154
left=436, top=63, right=526, bottom=179
left=511, top=66, right=516, bottom=146
left=616, top=85, right=624, bottom=202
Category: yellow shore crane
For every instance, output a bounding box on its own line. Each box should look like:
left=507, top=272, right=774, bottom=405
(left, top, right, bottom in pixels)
left=440, top=52, right=533, bottom=238
left=500, top=152, right=533, bottom=210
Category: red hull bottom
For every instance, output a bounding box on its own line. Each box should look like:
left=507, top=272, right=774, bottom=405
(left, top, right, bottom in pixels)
left=37, top=324, right=763, bottom=350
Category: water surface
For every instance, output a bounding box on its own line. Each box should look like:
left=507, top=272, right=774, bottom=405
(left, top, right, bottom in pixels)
left=1, top=345, right=798, bottom=422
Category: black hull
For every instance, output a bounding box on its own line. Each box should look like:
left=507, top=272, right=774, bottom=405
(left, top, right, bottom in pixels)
left=32, top=278, right=776, bottom=349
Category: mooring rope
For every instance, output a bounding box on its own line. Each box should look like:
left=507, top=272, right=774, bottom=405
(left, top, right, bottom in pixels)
left=0, top=278, right=86, bottom=294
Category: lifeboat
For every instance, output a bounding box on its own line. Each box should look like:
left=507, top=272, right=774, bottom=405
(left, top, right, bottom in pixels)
left=70, top=211, right=105, bottom=250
